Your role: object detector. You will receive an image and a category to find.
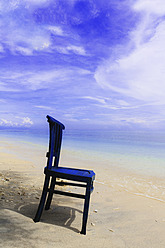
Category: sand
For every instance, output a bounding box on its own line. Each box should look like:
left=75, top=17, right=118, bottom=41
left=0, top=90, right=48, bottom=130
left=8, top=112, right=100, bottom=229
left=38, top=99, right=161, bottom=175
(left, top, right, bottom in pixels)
left=1, top=138, right=165, bottom=248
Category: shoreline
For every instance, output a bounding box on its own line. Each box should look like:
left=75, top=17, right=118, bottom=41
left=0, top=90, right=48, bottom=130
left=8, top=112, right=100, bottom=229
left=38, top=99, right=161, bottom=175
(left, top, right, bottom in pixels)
left=1, top=136, right=165, bottom=203
left=1, top=137, right=165, bottom=247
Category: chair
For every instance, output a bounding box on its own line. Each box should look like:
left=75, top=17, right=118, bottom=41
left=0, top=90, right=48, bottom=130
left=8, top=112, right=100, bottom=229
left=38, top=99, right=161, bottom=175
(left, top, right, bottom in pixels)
left=33, top=115, right=95, bottom=235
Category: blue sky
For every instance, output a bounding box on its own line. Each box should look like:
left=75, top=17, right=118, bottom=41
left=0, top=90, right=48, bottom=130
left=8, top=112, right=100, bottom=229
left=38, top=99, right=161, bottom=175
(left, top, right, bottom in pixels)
left=0, top=0, right=165, bottom=130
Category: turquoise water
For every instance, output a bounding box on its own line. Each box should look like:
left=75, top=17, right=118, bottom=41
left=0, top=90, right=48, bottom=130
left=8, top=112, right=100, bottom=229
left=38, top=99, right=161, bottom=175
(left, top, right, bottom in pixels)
left=1, top=128, right=165, bottom=177
left=63, top=129, right=165, bottom=177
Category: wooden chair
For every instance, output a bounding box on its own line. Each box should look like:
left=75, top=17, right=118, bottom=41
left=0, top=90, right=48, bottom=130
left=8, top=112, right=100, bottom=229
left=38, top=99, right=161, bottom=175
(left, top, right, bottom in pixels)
left=33, top=115, right=95, bottom=235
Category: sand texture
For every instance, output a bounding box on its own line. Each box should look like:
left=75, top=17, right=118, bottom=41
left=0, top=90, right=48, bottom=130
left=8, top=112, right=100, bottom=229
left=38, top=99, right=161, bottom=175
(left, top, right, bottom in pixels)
left=1, top=138, right=165, bottom=248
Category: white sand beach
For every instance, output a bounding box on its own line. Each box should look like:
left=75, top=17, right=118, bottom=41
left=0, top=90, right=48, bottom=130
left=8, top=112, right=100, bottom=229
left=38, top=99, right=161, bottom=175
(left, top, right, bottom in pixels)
left=1, top=138, right=165, bottom=248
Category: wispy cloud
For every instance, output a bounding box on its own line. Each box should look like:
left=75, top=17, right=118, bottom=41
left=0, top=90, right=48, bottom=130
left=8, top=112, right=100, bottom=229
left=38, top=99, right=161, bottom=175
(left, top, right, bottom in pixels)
left=95, top=0, right=165, bottom=103
left=47, top=25, right=64, bottom=36
left=133, top=0, right=165, bottom=16
left=0, top=67, right=91, bottom=91
left=0, top=9, right=51, bottom=55
left=96, top=112, right=161, bottom=127
left=24, top=0, right=53, bottom=8
left=0, top=0, right=87, bottom=56
left=82, top=96, right=110, bottom=105
left=35, top=105, right=53, bottom=110
left=66, top=45, right=86, bottom=55
left=0, top=82, right=21, bottom=92
left=81, top=96, right=163, bottom=111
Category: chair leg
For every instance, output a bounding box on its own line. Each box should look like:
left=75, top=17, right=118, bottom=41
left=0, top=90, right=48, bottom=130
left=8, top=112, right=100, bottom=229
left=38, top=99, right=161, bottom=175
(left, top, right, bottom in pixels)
left=80, top=181, right=91, bottom=235
left=33, top=175, right=50, bottom=222
left=45, top=176, right=56, bottom=210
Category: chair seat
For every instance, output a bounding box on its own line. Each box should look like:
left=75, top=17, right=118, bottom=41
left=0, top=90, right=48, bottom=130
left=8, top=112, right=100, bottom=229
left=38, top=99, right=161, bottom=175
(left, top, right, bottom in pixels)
left=44, top=166, right=95, bottom=182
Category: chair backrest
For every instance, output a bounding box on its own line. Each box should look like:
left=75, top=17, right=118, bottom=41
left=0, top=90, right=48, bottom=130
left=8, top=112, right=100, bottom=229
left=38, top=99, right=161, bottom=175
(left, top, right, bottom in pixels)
left=46, top=115, right=65, bottom=169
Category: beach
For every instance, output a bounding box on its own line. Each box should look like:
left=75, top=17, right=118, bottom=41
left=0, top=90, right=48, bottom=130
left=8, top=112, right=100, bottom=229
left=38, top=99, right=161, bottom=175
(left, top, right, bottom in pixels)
left=1, top=0, right=165, bottom=247
left=1, top=136, right=165, bottom=248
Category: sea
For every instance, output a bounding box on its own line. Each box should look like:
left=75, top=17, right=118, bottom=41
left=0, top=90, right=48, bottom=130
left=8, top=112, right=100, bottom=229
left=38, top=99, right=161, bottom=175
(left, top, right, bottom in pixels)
left=1, top=128, right=165, bottom=202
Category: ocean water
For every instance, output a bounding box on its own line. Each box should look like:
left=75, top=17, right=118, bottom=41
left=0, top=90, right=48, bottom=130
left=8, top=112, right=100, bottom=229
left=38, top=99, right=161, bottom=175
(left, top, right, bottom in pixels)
left=1, top=128, right=165, bottom=202
left=63, top=129, right=165, bottom=176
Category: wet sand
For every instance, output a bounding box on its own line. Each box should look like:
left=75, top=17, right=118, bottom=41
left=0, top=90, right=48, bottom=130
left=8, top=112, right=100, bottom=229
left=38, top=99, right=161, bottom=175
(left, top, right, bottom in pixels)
left=1, top=138, right=165, bottom=248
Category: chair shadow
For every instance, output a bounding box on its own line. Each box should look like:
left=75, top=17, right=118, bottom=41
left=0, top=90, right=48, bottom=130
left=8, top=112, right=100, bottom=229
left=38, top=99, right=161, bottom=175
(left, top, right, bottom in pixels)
left=0, top=170, right=83, bottom=234
left=15, top=202, right=82, bottom=233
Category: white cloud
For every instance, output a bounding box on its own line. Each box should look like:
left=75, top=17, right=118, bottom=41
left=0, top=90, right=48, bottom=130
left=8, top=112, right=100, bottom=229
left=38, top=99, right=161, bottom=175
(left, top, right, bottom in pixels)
left=7, top=29, right=51, bottom=55
left=55, top=45, right=86, bottom=56
left=35, top=105, right=53, bottom=110
left=122, top=117, right=146, bottom=124
left=66, top=45, right=86, bottom=56
left=0, top=15, right=51, bottom=55
left=81, top=96, right=147, bottom=111
left=0, top=67, right=91, bottom=91
left=0, top=1, right=87, bottom=57
left=15, top=46, right=33, bottom=55
left=0, top=0, right=61, bottom=56
left=116, top=100, right=130, bottom=106
left=22, top=69, right=75, bottom=90
left=96, top=113, right=156, bottom=126
left=95, top=0, right=165, bottom=103
left=0, top=116, right=33, bottom=127
left=133, top=0, right=165, bottom=15
left=22, top=117, right=33, bottom=125
left=7, top=0, right=53, bottom=9
left=81, top=96, right=156, bottom=111
left=0, top=119, right=16, bottom=126
left=25, top=0, right=51, bottom=4
left=131, top=0, right=165, bottom=47
left=47, top=26, right=64, bottom=36
left=0, top=64, right=92, bottom=95
left=82, top=96, right=108, bottom=104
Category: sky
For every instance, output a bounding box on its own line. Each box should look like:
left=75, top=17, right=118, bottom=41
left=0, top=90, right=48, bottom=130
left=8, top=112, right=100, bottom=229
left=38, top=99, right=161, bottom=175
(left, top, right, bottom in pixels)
left=0, top=0, right=165, bottom=130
